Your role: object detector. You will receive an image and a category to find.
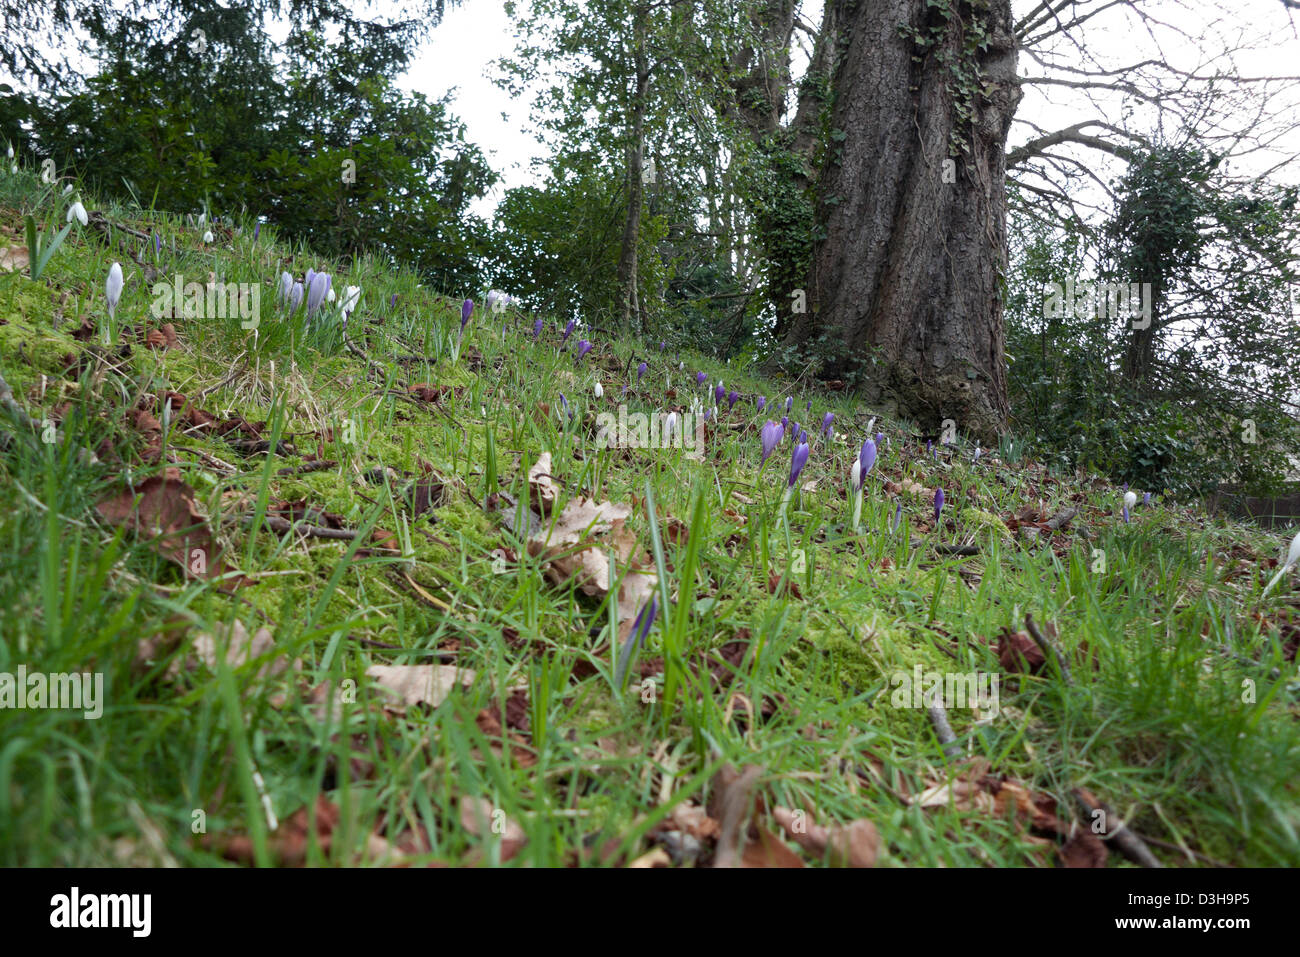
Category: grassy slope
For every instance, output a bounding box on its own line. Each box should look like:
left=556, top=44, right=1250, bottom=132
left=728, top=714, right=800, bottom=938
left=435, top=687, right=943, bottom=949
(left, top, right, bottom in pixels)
left=0, top=170, right=1297, bottom=867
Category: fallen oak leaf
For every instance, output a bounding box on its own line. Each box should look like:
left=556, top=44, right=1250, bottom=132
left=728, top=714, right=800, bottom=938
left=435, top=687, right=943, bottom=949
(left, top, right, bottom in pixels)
left=772, top=808, right=880, bottom=867
left=366, top=664, right=475, bottom=712
left=96, top=472, right=233, bottom=582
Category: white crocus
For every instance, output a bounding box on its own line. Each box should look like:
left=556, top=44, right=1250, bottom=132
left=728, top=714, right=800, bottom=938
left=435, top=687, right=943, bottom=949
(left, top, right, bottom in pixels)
left=105, top=262, right=123, bottom=319
left=850, top=460, right=864, bottom=530
left=1123, top=491, right=1137, bottom=510
left=327, top=287, right=336, bottom=303
left=593, top=380, right=603, bottom=399
left=340, top=285, right=361, bottom=321
left=67, top=201, right=87, bottom=226
left=665, top=411, right=678, bottom=442
left=1261, top=531, right=1300, bottom=599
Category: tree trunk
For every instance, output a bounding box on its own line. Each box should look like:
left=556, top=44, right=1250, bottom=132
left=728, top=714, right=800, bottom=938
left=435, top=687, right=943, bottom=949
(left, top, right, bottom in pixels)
left=616, top=13, right=649, bottom=332
left=787, top=0, right=1021, bottom=441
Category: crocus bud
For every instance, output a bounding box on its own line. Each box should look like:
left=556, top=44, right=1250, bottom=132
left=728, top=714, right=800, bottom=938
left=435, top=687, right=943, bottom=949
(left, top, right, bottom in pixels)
left=277, top=271, right=292, bottom=303
left=859, top=438, right=877, bottom=484
left=821, top=411, right=835, bottom=436
left=934, top=488, right=945, bottom=525
left=341, top=285, right=361, bottom=321
left=789, top=441, right=810, bottom=488
left=891, top=501, right=903, bottom=534
left=533, top=318, right=543, bottom=339
left=105, top=262, right=123, bottom=319
left=756, top=396, right=766, bottom=412
left=306, top=272, right=330, bottom=315
left=390, top=293, right=398, bottom=310
left=1142, top=492, right=1150, bottom=506
left=576, top=339, right=592, bottom=361
left=659, top=341, right=666, bottom=351
left=785, top=396, right=792, bottom=413
left=760, top=420, right=782, bottom=465
left=253, top=222, right=261, bottom=241
left=290, top=282, right=304, bottom=312
left=781, top=415, right=789, bottom=435
left=594, top=380, right=603, bottom=398
left=562, top=319, right=576, bottom=342
left=1262, top=531, right=1300, bottom=598
left=875, top=432, right=884, bottom=449
left=714, top=383, right=725, bottom=404
left=850, top=460, right=862, bottom=491
left=665, top=411, right=678, bottom=440
left=697, top=371, right=707, bottom=385
left=637, top=361, right=647, bottom=381
left=727, top=390, right=738, bottom=410
left=460, top=298, right=474, bottom=331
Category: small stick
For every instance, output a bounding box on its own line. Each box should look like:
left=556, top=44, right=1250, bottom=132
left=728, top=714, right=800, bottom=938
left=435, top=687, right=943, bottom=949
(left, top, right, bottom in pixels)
left=1025, top=613, right=1073, bottom=687
left=1073, top=788, right=1163, bottom=868
left=196, top=356, right=249, bottom=401
left=1045, top=506, right=1078, bottom=531
left=926, top=700, right=963, bottom=761
left=276, top=460, right=337, bottom=476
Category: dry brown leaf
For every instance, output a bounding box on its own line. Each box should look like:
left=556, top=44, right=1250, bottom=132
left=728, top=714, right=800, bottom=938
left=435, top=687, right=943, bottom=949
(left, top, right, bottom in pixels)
left=459, top=795, right=527, bottom=862
left=527, top=451, right=564, bottom=515
left=96, top=473, right=231, bottom=581
left=0, top=245, right=29, bottom=272
left=772, top=806, right=880, bottom=867
left=367, top=664, right=474, bottom=711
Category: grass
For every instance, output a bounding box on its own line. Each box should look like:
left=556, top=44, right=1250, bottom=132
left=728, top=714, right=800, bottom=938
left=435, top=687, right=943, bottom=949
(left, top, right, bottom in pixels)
left=0, top=166, right=1297, bottom=867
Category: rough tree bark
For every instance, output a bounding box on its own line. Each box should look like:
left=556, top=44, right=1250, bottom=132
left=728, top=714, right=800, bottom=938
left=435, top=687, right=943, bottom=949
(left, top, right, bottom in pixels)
left=615, top=8, right=649, bottom=332
left=786, top=0, right=1021, bottom=441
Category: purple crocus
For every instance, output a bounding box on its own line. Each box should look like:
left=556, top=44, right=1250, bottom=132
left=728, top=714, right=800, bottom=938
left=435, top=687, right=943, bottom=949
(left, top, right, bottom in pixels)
left=390, top=293, right=398, bottom=310
left=153, top=233, right=161, bottom=257
left=760, top=420, right=782, bottom=466
left=306, top=271, right=330, bottom=316
left=253, top=221, right=261, bottom=241
left=696, top=371, right=707, bottom=386
left=533, top=317, right=543, bottom=339
left=714, top=383, right=725, bottom=404
left=798, top=429, right=807, bottom=445
left=875, top=432, right=884, bottom=450
left=289, top=281, right=304, bottom=312
left=933, top=488, right=945, bottom=526
left=615, top=596, right=658, bottom=687
left=821, top=411, right=835, bottom=437
left=858, top=438, right=877, bottom=484
left=460, top=299, right=474, bottom=332
left=575, top=339, right=592, bottom=361
left=785, top=396, right=793, bottom=413
left=1142, top=492, right=1151, bottom=506
left=806, top=400, right=812, bottom=413
left=756, top=396, right=766, bottom=413
left=637, top=361, right=648, bottom=381
left=659, top=341, right=666, bottom=352
left=727, top=390, right=739, bottom=410
left=277, top=271, right=293, bottom=304
left=891, top=501, right=903, bottom=534
left=781, top=415, right=789, bottom=435
left=789, top=440, right=811, bottom=488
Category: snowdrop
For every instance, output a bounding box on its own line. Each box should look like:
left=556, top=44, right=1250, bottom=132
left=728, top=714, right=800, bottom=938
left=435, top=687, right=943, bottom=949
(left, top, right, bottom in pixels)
left=105, top=262, right=123, bottom=321
left=202, top=230, right=214, bottom=243
left=1261, top=531, right=1300, bottom=598
left=593, top=380, right=604, bottom=399
left=67, top=201, right=87, bottom=226
left=62, top=183, right=74, bottom=196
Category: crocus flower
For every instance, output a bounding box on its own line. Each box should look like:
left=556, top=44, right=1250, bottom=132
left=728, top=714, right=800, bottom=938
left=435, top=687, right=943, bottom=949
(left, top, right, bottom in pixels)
left=637, top=361, right=647, bottom=381
left=340, top=285, right=361, bottom=322
left=665, top=411, right=678, bottom=441
left=1262, top=530, right=1300, bottom=598
left=821, top=411, right=835, bottom=437
left=806, top=400, right=812, bottom=413
left=305, top=268, right=316, bottom=291
left=973, top=444, right=982, bottom=464
left=759, top=420, right=782, bottom=466
left=891, top=501, right=903, bottom=534
left=253, top=222, right=261, bottom=242
left=858, top=438, right=877, bottom=485
left=659, top=341, right=666, bottom=351
left=781, top=415, right=789, bottom=435
left=67, top=201, right=87, bottom=226
left=703, top=408, right=713, bottom=423
left=715, top=383, right=725, bottom=404
left=202, top=230, right=214, bottom=243
left=785, top=396, right=793, bottom=413
left=575, top=339, right=592, bottom=361
left=875, top=432, right=884, bottom=450
left=277, top=273, right=293, bottom=307
left=306, top=271, right=330, bottom=316
left=594, top=380, right=604, bottom=399
left=289, top=282, right=304, bottom=312
left=934, top=488, right=945, bottom=526
left=1142, top=492, right=1151, bottom=506
left=460, top=298, right=474, bottom=332
left=390, top=293, right=399, bottom=310
left=615, top=596, right=658, bottom=687
left=727, top=390, right=739, bottom=410
left=697, top=371, right=707, bottom=386
left=789, top=441, right=810, bottom=488
left=105, top=262, right=123, bottom=320
left=533, top=318, right=543, bottom=339
left=798, top=429, right=807, bottom=445
left=153, top=233, right=161, bottom=257
left=757, top=396, right=766, bottom=413
left=561, top=319, right=576, bottom=343
left=1122, top=490, right=1136, bottom=524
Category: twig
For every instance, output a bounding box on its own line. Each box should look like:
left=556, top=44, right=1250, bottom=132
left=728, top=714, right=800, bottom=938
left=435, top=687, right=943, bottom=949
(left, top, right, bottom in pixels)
left=196, top=356, right=249, bottom=401
left=1045, top=506, right=1079, bottom=531
left=1025, top=613, right=1074, bottom=687
left=926, top=700, right=964, bottom=761
left=277, top=459, right=337, bottom=476
left=1073, top=789, right=1163, bottom=868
